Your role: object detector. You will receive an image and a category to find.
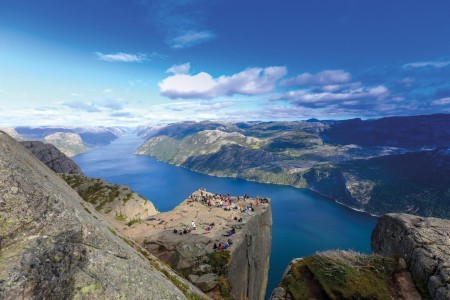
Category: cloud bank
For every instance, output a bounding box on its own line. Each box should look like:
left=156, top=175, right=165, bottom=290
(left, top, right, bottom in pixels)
left=95, top=52, right=147, bottom=63
left=160, top=66, right=287, bottom=99
left=280, top=70, right=352, bottom=87
left=403, top=61, right=450, bottom=68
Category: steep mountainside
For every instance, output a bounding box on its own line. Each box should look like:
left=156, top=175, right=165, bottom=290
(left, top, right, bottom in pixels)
left=20, top=140, right=83, bottom=174
left=136, top=114, right=450, bottom=217
left=304, top=149, right=450, bottom=217
left=0, top=131, right=203, bottom=300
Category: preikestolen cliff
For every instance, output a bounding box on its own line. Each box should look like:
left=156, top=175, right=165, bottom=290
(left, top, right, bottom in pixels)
left=1, top=1, right=450, bottom=299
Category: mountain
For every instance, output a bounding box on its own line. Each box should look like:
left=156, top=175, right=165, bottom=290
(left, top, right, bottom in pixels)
left=6, top=132, right=272, bottom=299
left=136, top=114, right=450, bottom=218
left=44, top=132, right=89, bottom=157
left=11, top=126, right=126, bottom=157
left=0, top=131, right=204, bottom=300
left=323, top=114, right=450, bottom=148
left=303, top=149, right=450, bottom=217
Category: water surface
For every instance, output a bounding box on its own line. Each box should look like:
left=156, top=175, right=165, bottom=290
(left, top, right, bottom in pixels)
left=74, top=135, right=377, bottom=298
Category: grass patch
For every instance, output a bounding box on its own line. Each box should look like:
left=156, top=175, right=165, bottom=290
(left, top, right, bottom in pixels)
left=115, top=212, right=127, bottom=222
left=207, top=251, right=230, bottom=275
left=282, top=250, right=399, bottom=300
left=127, top=218, right=141, bottom=227
left=123, top=192, right=133, bottom=204
left=207, top=251, right=233, bottom=298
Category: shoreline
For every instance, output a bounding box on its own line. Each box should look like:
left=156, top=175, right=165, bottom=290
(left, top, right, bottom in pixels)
left=135, top=151, right=379, bottom=219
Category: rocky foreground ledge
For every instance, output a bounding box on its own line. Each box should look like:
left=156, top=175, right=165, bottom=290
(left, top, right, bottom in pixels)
left=122, top=190, right=273, bottom=300
left=2, top=131, right=273, bottom=300
left=0, top=131, right=205, bottom=299
left=271, top=213, right=450, bottom=300
left=372, top=214, right=450, bottom=299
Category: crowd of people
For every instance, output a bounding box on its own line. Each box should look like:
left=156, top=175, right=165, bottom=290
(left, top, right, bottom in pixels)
left=169, top=189, right=270, bottom=251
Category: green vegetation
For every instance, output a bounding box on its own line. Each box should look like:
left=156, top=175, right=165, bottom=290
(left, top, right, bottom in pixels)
left=206, top=251, right=233, bottom=299
left=61, top=174, right=139, bottom=214
left=126, top=218, right=141, bottom=227
left=207, top=251, right=230, bottom=275
left=281, top=251, right=399, bottom=300
left=115, top=212, right=127, bottom=221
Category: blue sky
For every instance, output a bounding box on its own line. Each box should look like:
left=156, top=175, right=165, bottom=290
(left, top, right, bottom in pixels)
left=1, top=0, right=450, bottom=126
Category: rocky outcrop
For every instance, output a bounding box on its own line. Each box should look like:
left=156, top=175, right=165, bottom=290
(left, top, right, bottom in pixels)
left=123, top=190, right=272, bottom=299
left=270, top=251, right=422, bottom=300
left=61, top=174, right=158, bottom=225
left=372, top=213, right=450, bottom=299
left=19, top=140, right=83, bottom=174
left=0, top=131, right=205, bottom=299
left=44, top=132, right=89, bottom=157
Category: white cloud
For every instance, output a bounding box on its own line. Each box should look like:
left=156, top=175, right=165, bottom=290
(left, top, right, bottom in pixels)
left=160, top=66, right=287, bottom=99
left=95, top=52, right=147, bottom=63
left=403, top=61, right=450, bottom=68
left=62, top=99, right=125, bottom=112
left=277, top=85, right=389, bottom=105
left=431, top=97, right=450, bottom=106
left=166, top=62, right=191, bottom=75
left=170, top=31, right=215, bottom=49
left=280, top=70, right=351, bottom=87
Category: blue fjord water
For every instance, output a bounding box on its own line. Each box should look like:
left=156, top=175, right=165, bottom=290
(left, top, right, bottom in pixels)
left=74, top=135, right=377, bottom=298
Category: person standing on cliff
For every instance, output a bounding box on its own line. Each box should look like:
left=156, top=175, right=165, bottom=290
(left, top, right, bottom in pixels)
left=191, top=221, right=196, bottom=230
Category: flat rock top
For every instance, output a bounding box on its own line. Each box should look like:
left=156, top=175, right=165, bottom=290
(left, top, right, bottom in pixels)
left=124, top=190, right=270, bottom=252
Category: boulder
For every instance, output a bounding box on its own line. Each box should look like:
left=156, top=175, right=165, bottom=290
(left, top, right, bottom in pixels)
left=194, top=273, right=219, bottom=292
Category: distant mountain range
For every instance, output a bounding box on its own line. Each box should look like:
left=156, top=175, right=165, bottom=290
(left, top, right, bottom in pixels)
left=136, top=114, right=450, bottom=218
left=1, top=126, right=126, bottom=157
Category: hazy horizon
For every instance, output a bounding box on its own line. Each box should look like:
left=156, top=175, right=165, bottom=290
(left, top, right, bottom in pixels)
left=1, top=1, right=450, bottom=127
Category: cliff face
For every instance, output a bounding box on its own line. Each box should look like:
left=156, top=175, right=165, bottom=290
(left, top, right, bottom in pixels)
left=0, top=131, right=201, bottom=299
left=227, top=203, right=272, bottom=300
left=372, top=214, right=450, bottom=300
left=19, top=140, right=83, bottom=174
